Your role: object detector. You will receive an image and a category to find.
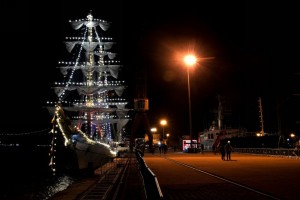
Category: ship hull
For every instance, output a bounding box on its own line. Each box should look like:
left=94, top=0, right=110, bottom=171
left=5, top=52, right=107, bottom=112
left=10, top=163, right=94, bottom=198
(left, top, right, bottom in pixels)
left=73, top=141, right=116, bottom=171
left=52, top=126, right=116, bottom=175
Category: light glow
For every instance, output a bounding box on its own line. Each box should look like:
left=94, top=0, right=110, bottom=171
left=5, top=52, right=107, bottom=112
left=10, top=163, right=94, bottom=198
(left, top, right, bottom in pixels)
left=184, top=55, right=197, bottom=67
left=151, top=128, right=157, bottom=132
left=160, top=119, right=167, bottom=126
left=290, top=133, right=295, bottom=138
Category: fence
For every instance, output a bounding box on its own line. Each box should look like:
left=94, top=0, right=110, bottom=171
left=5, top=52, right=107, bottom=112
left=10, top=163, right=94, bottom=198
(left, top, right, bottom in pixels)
left=135, top=150, right=164, bottom=200
left=233, top=148, right=300, bottom=157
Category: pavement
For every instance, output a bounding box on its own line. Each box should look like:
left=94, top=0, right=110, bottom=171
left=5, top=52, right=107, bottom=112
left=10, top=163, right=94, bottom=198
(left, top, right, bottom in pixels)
left=49, top=151, right=300, bottom=200
left=143, top=151, right=300, bottom=200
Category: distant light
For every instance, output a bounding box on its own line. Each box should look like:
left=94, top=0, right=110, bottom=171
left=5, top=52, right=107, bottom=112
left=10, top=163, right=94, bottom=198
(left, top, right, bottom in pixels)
left=256, top=133, right=263, bottom=137
left=151, top=128, right=157, bottom=132
left=290, top=133, right=295, bottom=138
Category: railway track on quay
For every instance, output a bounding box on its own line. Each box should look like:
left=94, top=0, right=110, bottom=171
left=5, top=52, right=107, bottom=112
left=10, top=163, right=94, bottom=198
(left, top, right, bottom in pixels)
left=78, top=153, right=146, bottom=200
left=78, top=157, right=130, bottom=200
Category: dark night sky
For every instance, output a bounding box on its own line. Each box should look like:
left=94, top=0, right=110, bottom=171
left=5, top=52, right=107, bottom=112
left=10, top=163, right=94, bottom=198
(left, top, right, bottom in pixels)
left=0, top=1, right=299, bottom=136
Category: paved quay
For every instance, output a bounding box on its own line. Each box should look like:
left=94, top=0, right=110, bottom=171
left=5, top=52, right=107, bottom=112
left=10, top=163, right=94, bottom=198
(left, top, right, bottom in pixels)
left=143, top=151, right=300, bottom=200
left=49, top=151, right=300, bottom=200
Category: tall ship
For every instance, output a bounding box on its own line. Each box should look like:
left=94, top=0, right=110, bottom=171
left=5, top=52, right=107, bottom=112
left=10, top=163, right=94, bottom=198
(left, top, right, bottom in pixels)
left=46, top=12, right=131, bottom=174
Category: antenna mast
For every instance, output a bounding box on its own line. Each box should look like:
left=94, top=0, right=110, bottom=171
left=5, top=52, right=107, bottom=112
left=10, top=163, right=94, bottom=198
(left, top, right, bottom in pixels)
left=258, top=97, right=264, bottom=135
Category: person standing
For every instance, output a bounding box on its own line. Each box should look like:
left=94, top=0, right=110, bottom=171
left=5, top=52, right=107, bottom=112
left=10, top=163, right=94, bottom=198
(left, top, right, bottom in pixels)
left=163, top=144, right=168, bottom=154
left=201, top=144, right=204, bottom=153
left=159, top=144, right=162, bottom=155
left=219, top=144, right=225, bottom=160
left=225, top=141, right=233, bottom=160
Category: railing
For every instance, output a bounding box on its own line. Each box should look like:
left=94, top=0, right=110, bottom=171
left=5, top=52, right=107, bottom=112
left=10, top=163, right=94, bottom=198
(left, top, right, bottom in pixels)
left=136, top=150, right=164, bottom=200
left=233, top=148, right=300, bottom=158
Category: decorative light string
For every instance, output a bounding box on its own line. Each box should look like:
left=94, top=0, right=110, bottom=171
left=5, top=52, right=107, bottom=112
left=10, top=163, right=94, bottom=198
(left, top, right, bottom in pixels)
left=59, top=27, right=88, bottom=101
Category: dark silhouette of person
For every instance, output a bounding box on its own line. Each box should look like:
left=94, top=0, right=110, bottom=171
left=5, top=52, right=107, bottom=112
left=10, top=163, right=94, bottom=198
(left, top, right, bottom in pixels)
left=163, top=144, right=168, bottom=154
left=159, top=144, right=162, bottom=155
left=151, top=145, right=155, bottom=154
left=201, top=144, right=204, bottom=153
left=219, top=144, right=225, bottom=160
left=225, top=141, right=233, bottom=160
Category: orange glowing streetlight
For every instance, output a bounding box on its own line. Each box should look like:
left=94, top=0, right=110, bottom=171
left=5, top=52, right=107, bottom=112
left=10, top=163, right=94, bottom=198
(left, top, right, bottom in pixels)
left=183, top=54, right=197, bottom=151
left=290, top=133, right=295, bottom=138
left=184, top=54, right=197, bottom=66
left=160, top=119, right=167, bottom=142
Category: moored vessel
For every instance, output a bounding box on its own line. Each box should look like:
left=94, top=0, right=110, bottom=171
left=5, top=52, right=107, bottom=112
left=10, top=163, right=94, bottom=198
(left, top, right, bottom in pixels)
left=46, top=11, right=131, bottom=175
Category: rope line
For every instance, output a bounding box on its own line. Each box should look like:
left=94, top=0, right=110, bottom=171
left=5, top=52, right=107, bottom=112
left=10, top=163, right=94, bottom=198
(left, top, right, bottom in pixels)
left=0, top=128, right=51, bottom=136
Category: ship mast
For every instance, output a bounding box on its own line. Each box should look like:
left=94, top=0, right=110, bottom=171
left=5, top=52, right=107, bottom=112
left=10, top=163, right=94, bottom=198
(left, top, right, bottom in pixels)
left=217, top=95, right=222, bottom=130
left=86, top=13, right=94, bottom=137
left=258, top=97, right=264, bottom=135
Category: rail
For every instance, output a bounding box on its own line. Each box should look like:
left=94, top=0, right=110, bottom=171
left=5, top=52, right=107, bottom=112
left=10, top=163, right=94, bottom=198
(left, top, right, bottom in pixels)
left=233, top=147, right=300, bottom=158
left=79, top=157, right=129, bottom=200
left=136, top=150, right=164, bottom=200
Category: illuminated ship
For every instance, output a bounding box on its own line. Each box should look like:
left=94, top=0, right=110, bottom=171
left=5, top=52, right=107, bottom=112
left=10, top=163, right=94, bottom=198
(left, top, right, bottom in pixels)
left=199, top=95, right=246, bottom=151
left=46, top=12, right=131, bottom=174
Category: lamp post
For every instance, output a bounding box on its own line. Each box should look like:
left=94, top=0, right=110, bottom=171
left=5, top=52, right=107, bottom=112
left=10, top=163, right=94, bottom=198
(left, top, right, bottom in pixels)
left=150, top=127, right=157, bottom=143
left=184, top=54, right=197, bottom=152
left=290, top=133, right=296, bottom=148
left=166, top=133, right=170, bottom=145
left=150, top=128, right=157, bottom=152
left=160, top=119, right=167, bottom=144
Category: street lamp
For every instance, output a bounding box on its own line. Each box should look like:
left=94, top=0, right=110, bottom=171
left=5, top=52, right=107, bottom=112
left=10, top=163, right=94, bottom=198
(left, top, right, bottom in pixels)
left=166, top=133, right=170, bottom=145
left=184, top=54, right=197, bottom=152
left=160, top=119, right=167, bottom=144
left=290, top=133, right=296, bottom=148
left=151, top=127, right=157, bottom=145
